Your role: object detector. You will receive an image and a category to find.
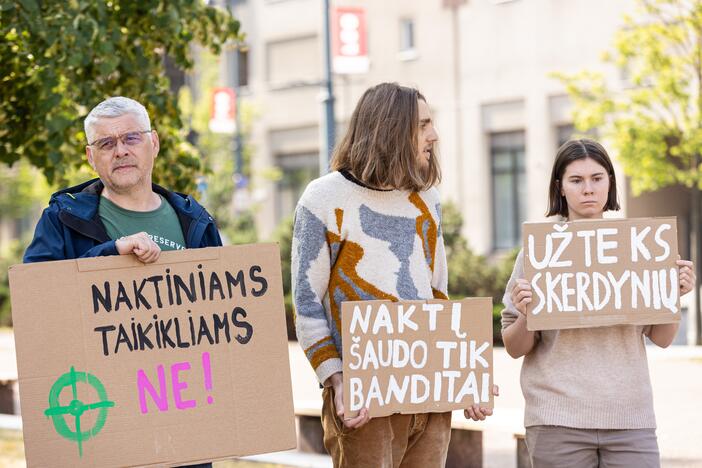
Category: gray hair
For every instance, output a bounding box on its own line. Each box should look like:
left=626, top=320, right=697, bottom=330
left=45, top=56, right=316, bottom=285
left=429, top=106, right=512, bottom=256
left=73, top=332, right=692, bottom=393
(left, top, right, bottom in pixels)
left=84, top=96, right=151, bottom=143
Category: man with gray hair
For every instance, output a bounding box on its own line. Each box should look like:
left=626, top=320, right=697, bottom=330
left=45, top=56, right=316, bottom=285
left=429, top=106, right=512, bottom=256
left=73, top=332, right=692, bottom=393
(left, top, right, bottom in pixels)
left=24, top=97, right=219, bottom=467
left=24, top=96, right=222, bottom=270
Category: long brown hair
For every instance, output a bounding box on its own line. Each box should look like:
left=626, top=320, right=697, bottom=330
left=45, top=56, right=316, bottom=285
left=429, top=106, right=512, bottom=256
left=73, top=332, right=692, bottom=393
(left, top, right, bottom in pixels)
left=330, top=82, right=441, bottom=191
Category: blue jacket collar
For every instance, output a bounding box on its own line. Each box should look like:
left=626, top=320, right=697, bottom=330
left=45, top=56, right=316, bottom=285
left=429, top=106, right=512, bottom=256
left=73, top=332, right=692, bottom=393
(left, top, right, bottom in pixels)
left=51, top=178, right=204, bottom=220
left=51, top=178, right=206, bottom=244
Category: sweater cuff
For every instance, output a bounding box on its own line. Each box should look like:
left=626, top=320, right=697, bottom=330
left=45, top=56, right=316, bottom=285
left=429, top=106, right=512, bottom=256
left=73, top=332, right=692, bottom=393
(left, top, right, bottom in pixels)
left=315, top=358, right=343, bottom=386
left=501, top=307, right=519, bottom=331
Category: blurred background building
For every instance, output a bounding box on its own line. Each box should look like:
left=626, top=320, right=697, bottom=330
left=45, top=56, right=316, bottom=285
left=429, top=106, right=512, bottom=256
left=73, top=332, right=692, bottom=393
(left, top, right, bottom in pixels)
left=222, top=0, right=689, bottom=256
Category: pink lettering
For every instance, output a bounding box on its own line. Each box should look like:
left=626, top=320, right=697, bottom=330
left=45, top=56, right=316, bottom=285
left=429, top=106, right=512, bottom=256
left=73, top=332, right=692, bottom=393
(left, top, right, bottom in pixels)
left=137, top=366, right=168, bottom=414
left=172, top=362, right=196, bottom=410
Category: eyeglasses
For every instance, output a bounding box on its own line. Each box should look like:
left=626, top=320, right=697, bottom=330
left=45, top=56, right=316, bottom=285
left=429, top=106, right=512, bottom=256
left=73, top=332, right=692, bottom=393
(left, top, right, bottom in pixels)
left=88, top=130, right=152, bottom=152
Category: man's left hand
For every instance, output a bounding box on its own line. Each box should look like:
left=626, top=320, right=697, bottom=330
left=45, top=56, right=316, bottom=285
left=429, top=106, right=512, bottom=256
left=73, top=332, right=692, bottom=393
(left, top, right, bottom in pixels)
left=464, top=384, right=499, bottom=421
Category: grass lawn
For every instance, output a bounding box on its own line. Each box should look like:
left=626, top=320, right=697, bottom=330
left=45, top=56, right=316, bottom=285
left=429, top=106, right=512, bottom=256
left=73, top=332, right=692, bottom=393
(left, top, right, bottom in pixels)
left=0, top=429, right=290, bottom=468
left=0, top=429, right=24, bottom=468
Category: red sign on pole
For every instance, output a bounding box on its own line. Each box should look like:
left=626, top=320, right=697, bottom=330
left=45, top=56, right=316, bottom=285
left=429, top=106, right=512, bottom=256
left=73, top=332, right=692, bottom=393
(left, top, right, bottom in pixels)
left=209, top=87, right=236, bottom=134
left=332, top=7, right=369, bottom=74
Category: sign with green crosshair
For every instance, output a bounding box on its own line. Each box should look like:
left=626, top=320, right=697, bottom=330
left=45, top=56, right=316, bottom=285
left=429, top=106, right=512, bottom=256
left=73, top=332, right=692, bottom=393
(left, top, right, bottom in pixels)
left=44, top=367, right=116, bottom=457
left=9, top=245, right=296, bottom=467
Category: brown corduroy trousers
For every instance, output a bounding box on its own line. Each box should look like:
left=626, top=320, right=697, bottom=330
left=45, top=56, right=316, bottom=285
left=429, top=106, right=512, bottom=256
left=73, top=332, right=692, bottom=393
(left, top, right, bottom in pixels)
left=321, top=387, right=452, bottom=468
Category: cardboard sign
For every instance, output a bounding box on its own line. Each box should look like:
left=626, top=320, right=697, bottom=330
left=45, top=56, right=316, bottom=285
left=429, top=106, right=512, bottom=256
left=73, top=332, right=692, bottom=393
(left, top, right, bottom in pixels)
left=9, top=244, right=296, bottom=467
left=341, top=299, right=493, bottom=419
left=523, top=217, right=680, bottom=331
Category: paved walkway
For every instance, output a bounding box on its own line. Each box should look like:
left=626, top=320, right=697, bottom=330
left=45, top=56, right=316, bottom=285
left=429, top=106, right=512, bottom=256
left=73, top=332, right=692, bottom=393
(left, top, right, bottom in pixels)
left=287, top=341, right=702, bottom=468
left=2, top=330, right=701, bottom=466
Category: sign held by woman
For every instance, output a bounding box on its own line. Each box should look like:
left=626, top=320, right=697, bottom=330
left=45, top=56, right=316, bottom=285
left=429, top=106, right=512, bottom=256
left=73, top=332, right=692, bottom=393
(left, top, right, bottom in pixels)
left=523, top=217, right=680, bottom=330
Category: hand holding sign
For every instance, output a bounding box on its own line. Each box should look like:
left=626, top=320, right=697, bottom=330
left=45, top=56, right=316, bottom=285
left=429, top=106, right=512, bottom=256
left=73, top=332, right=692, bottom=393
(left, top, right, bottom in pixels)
left=677, top=258, right=695, bottom=295
left=510, top=279, right=532, bottom=316
left=464, top=384, right=499, bottom=421
left=327, top=372, right=370, bottom=429
left=115, top=231, right=161, bottom=263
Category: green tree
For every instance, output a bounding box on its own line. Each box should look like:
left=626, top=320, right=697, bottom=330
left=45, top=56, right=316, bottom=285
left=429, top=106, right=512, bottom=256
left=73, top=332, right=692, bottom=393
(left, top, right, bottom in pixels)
left=272, top=216, right=295, bottom=339
left=177, top=47, right=258, bottom=245
left=0, top=240, right=24, bottom=326
left=0, top=0, right=242, bottom=192
left=0, top=161, right=52, bottom=326
left=443, top=202, right=517, bottom=345
left=0, top=159, right=52, bottom=220
left=554, top=0, right=702, bottom=343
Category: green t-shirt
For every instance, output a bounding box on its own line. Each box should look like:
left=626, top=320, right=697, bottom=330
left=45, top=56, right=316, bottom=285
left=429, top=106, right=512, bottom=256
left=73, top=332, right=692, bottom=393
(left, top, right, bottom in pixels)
left=99, top=195, right=186, bottom=251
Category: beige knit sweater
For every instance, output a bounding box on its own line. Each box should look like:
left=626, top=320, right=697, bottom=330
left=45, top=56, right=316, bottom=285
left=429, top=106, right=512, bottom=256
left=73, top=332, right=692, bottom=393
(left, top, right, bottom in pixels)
left=501, top=250, right=656, bottom=429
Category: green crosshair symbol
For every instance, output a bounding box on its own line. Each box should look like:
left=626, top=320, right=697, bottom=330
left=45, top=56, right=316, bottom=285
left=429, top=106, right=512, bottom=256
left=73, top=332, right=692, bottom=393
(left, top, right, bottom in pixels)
left=44, top=366, right=115, bottom=457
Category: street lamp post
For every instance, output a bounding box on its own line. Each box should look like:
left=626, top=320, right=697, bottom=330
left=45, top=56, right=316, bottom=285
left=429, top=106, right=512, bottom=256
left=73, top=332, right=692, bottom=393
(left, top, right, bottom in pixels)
left=444, top=0, right=467, bottom=206
left=320, top=0, right=336, bottom=176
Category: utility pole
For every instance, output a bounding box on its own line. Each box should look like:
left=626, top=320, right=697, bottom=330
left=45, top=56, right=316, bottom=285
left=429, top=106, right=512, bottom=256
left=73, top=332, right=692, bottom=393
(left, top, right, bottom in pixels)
left=232, top=49, right=243, bottom=181
left=320, top=0, right=336, bottom=176
left=444, top=0, right=467, bottom=205
left=225, top=0, right=243, bottom=180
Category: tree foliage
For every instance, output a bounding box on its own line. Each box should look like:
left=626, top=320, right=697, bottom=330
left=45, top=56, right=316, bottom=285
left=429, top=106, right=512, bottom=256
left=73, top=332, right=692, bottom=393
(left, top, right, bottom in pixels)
left=0, top=240, right=24, bottom=326
left=442, top=202, right=517, bottom=344
left=176, top=47, right=258, bottom=245
left=272, top=215, right=295, bottom=338
left=0, top=160, right=52, bottom=327
left=554, top=0, right=702, bottom=195
left=0, top=0, right=242, bottom=192
left=0, top=159, right=51, bottom=219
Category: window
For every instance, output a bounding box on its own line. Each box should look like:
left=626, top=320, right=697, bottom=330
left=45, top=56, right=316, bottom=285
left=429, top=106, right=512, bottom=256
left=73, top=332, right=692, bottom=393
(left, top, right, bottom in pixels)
left=491, top=131, right=526, bottom=250
left=399, top=19, right=415, bottom=51
left=275, top=153, right=318, bottom=223
left=398, top=18, right=418, bottom=60
left=556, top=124, right=575, bottom=148
left=556, top=124, right=597, bottom=149
left=267, top=35, right=320, bottom=87
left=237, top=49, right=249, bottom=87
left=226, top=47, right=249, bottom=88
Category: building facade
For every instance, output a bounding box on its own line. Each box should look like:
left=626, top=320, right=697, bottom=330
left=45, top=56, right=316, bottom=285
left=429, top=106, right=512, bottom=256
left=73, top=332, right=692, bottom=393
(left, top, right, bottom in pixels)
left=228, top=0, right=692, bottom=251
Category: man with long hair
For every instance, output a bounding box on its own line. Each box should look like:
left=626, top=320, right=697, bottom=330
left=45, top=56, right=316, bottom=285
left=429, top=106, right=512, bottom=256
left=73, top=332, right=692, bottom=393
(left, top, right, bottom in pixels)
left=292, top=83, right=491, bottom=467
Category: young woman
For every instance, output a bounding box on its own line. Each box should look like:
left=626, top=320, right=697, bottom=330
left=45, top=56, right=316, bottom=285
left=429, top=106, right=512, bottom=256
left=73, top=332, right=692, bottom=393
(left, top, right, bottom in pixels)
left=502, top=138, right=695, bottom=468
left=291, top=82, right=494, bottom=467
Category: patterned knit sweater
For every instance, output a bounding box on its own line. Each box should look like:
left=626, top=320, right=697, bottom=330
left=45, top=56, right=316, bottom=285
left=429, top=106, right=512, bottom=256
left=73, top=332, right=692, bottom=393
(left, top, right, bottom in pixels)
left=292, top=171, right=448, bottom=384
left=501, top=250, right=656, bottom=429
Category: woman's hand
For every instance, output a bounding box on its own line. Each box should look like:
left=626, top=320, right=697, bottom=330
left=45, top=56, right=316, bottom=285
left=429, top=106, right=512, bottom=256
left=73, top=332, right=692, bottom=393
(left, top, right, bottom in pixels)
left=677, top=259, right=695, bottom=296
left=510, top=279, right=532, bottom=316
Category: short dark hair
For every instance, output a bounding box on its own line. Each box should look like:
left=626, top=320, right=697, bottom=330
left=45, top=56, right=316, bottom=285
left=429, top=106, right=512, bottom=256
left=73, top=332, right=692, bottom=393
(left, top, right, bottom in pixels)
left=546, top=138, right=621, bottom=218
left=330, top=82, right=441, bottom=191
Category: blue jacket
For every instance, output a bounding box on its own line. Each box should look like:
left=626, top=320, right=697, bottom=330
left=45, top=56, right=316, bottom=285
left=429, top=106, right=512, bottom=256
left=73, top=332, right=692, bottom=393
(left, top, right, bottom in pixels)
left=24, top=178, right=222, bottom=263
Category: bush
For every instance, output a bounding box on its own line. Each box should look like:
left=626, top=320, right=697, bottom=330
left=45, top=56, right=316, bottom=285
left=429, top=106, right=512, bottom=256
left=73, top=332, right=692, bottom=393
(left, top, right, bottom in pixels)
left=442, top=202, right=518, bottom=346
left=0, top=240, right=25, bottom=327
left=271, top=215, right=295, bottom=339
